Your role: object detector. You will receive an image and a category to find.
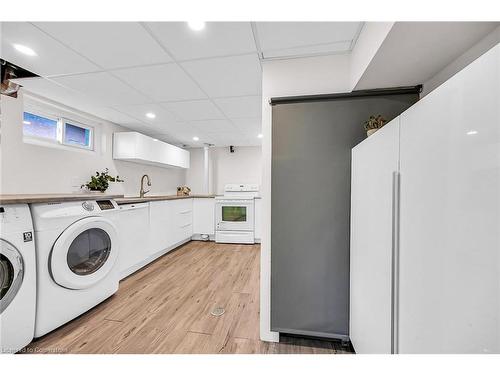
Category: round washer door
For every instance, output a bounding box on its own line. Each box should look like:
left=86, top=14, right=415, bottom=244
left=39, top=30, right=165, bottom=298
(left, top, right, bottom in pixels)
left=0, top=239, right=24, bottom=314
left=50, top=217, right=118, bottom=290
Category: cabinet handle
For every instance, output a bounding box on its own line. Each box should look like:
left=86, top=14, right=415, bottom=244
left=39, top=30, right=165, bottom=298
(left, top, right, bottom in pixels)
left=391, top=171, right=401, bottom=354
left=179, top=210, right=192, bottom=214
left=180, top=223, right=191, bottom=228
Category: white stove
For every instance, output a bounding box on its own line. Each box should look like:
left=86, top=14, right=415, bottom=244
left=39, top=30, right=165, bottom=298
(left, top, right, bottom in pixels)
left=215, top=184, right=259, bottom=244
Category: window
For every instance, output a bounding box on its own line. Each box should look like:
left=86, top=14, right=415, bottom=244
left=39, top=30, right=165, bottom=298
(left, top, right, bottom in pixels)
left=63, top=121, right=92, bottom=149
left=23, top=112, right=59, bottom=142
left=23, top=109, right=94, bottom=151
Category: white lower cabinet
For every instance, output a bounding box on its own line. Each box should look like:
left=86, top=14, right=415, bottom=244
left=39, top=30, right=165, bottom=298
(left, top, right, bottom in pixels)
left=150, top=198, right=193, bottom=253
left=193, top=198, right=215, bottom=237
left=149, top=200, right=172, bottom=256
left=350, top=44, right=500, bottom=354
left=118, top=198, right=194, bottom=280
left=169, top=198, right=193, bottom=244
left=117, top=202, right=150, bottom=279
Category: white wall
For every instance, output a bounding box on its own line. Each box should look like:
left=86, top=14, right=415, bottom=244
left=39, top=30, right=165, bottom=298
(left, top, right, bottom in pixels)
left=186, top=146, right=262, bottom=195
left=349, top=22, right=394, bottom=89
left=185, top=147, right=206, bottom=194
left=212, top=146, right=262, bottom=195
left=260, top=54, right=352, bottom=343
left=0, top=92, right=185, bottom=196
left=422, top=26, right=500, bottom=96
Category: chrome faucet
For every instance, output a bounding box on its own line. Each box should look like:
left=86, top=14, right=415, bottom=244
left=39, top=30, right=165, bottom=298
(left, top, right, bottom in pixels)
left=140, top=174, right=151, bottom=198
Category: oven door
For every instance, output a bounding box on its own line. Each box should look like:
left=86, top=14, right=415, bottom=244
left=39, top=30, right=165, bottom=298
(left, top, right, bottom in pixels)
left=215, top=199, right=254, bottom=231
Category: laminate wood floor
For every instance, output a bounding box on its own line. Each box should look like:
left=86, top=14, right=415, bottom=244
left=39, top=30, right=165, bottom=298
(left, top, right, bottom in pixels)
left=25, top=241, right=353, bottom=354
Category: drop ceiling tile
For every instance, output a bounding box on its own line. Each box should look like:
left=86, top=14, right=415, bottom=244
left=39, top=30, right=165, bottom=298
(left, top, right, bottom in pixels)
left=189, top=119, right=235, bottom=133
left=1, top=22, right=99, bottom=76
left=161, top=100, right=225, bottom=121
left=15, top=77, right=100, bottom=109
left=255, top=22, right=361, bottom=51
left=152, top=122, right=199, bottom=142
left=52, top=72, right=150, bottom=106
left=34, top=22, right=172, bottom=69
left=91, top=107, right=144, bottom=127
left=147, top=133, right=186, bottom=146
left=231, top=118, right=262, bottom=133
left=213, top=95, right=261, bottom=118
left=122, top=123, right=158, bottom=135
left=181, top=54, right=261, bottom=98
left=145, top=22, right=257, bottom=61
left=112, top=63, right=206, bottom=102
left=111, top=103, right=179, bottom=126
left=263, top=40, right=353, bottom=59
left=168, top=130, right=206, bottom=146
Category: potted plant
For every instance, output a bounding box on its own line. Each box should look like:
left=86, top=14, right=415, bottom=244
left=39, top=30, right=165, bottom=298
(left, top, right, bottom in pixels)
left=364, top=115, right=387, bottom=137
left=81, top=169, right=124, bottom=194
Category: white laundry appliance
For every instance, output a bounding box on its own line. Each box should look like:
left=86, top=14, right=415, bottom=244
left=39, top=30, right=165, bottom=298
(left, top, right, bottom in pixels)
left=215, top=184, right=259, bottom=244
left=0, top=204, right=36, bottom=354
left=30, top=199, right=120, bottom=338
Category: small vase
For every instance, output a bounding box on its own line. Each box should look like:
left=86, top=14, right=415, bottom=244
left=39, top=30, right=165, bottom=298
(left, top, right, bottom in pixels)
left=366, top=129, right=378, bottom=137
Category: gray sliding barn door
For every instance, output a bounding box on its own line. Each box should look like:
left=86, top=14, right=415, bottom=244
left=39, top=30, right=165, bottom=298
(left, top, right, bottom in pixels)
left=271, top=94, right=418, bottom=339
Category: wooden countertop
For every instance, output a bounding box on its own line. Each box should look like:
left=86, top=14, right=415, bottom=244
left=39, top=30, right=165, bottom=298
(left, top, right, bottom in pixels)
left=0, top=193, right=125, bottom=205
left=114, top=195, right=216, bottom=205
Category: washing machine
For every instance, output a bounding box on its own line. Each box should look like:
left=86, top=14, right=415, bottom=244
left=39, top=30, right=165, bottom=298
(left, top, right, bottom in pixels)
left=30, top=199, right=120, bottom=338
left=0, top=204, right=36, bottom=354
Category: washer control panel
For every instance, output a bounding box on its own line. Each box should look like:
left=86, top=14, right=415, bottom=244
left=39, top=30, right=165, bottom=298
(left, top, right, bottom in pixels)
left=96, top=200, right=115, bottom=210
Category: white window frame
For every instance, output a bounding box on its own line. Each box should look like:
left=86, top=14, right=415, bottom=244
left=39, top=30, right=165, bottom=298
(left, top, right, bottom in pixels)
left=23, top=104, right=95, bottom=152
left=22, top=109, right=61, bottom=145
left=61, top=118, right=94, bottom=150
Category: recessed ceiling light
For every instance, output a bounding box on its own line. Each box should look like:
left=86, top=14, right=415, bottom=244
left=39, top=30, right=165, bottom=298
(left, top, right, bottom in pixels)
left=152, top=138, right=159, bottom=142
left=187, top=21, right=206, bottom=31
left=193, top=136, right=200, bottom=141
left=257, top=133, right=263, bottom=138
left=145, top=112, right=156, bottom=119
left=466, top=130, right=478, bottom=135
left=13, top=43, right=37, bottom=56
left=23, top=121, right=31, bottom=125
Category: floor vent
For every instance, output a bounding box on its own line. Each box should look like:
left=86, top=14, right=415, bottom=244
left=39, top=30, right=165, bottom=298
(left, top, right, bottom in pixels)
left=210, top=307, right=225, bottom=317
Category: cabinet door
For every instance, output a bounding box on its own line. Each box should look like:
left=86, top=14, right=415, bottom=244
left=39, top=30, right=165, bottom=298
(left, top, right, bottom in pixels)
left=168, top=199, right=193, bottom=245
left=117, top=204, right=150, bottom=278
left=350, top=119, right=400, bottom=354
left=398, top=45, right=500, bottom=353
left=193, top=198, right=215, bottom=235
left=149, top=201, right=172, bottom=255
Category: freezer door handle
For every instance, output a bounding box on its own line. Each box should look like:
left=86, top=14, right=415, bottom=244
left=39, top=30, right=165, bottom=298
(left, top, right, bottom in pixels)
left=391, top=171, right=401, bottom=354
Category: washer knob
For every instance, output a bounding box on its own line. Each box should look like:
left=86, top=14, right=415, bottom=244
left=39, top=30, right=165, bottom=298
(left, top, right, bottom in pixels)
left=82, top=201, right=95, bottom=211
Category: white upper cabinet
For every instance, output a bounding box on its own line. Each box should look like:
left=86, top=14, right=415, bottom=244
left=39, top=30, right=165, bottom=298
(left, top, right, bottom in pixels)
left=113, top=132, right=190, bottom=169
